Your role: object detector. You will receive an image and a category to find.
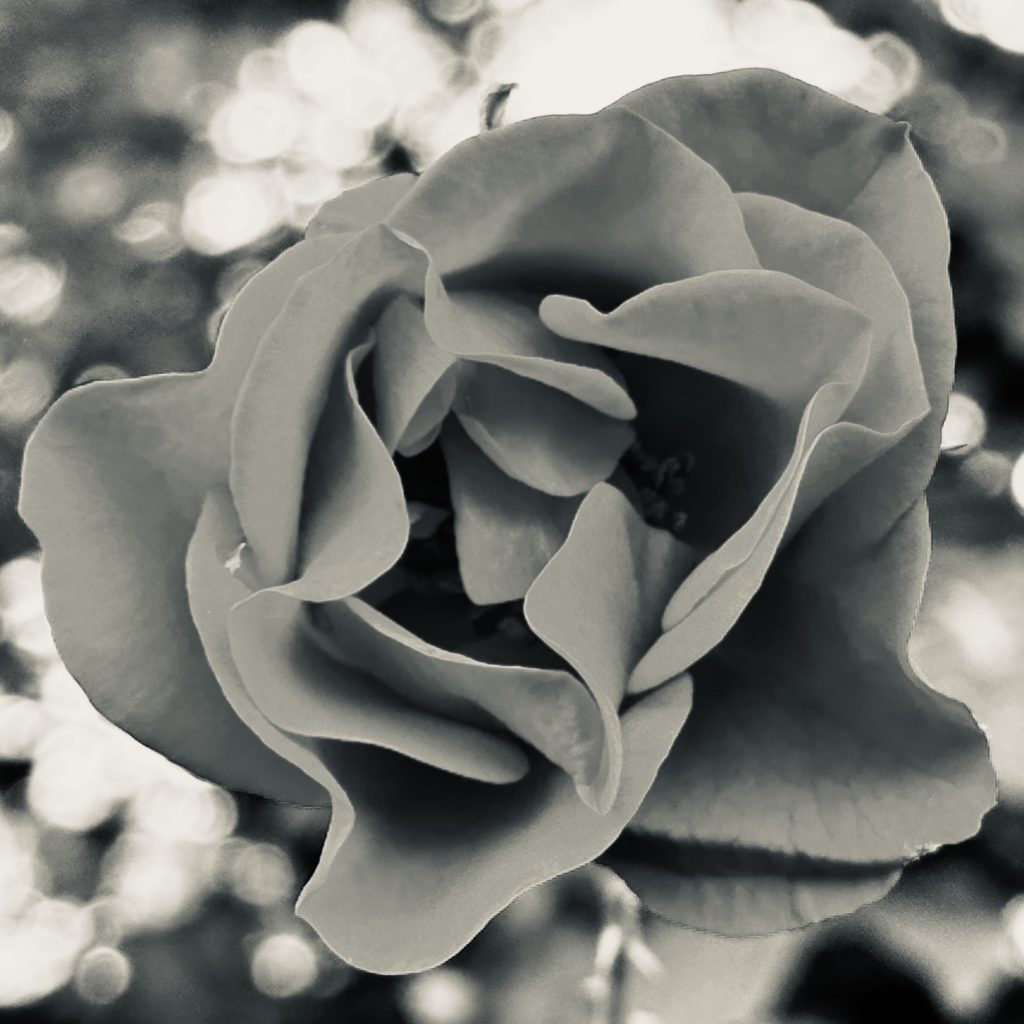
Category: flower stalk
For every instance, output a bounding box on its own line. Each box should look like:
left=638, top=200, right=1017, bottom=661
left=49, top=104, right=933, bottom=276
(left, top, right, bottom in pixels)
left=585, top=868, right=661, bottom=1024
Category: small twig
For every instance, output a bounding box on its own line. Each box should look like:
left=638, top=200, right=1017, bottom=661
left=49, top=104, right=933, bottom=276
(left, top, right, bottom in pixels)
left=584, top=868, right=661, bottom=1024
left=480, top=82, right=517, bottom=131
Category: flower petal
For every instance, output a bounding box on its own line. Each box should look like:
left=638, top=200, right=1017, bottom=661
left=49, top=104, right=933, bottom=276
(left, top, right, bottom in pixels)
left=230, top=226, right=425, bottom=588
left=315, top=596, right=610, bottom=809
left=610, top=501, right=994, bottom=922
left=736, top=193, right=930, bottom=543
left=607, top=840, right=901, bottom=936
left=614, top=68, right=954, bottom=548
left=372, top=294, right=456, bottom=456
left=280, top=341, right=409, bottom=603
left=540, top=270, right=870, bottom=417
left=386, top=107, right=757, bottom=292
left=540, top=270, right=873, bottom=691
left=455, top=364, right=634, bottom=498
left=524, top=484, right=698, bottom=811
left=297, top=674, right=693, bottom=973
left=612, top=69, right=908, bottom=222
left=423, top=276, right=635, bottom=419
left=441, top=422, right=578, bottom=604
left=306, top=173, right=418, bottom=238
left=19, top=376, right=319, bottom=803
left=226, top=588, right=531, bottom=785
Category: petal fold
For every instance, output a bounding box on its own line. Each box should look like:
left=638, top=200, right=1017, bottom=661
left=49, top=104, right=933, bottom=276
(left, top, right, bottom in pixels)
left=441, top=422, right=578, bottom=604
left=616, top=501, right=995, bottom=900
left=455, top=364, right=634, bottom=497
left=387, top=106, right=757, bottom=292
left=230, top=226, right=425, bottom=588
left=227, top=589, right=531, bottom=785
left=316, top=597, right=610, bottom=808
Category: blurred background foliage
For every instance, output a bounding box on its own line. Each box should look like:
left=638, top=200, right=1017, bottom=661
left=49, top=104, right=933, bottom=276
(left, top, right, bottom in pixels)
left=1, top=0, right=1024, bottom=1021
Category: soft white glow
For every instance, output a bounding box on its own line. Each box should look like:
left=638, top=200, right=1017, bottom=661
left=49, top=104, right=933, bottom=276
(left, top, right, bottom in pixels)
left=210, top=89, right=301, bottom=164
left=127, top=779, right=238, bottom=844
left=102, top=835, right=212, bottom=935
left=937, top=0, right=1024, bottom=51
left=732, top=0, right=874, bottom=95
left=955, top=117, right=1008, bottom=165
left=27, top=725, right=123, bottom=831
left=940, top=392, right=987, bottom=455
left=283, top=21, right=359, bottom=100
left=427, top=0, right=486, bottom=25
left=1010, top=452, right=1024, bottom=514
left=114, top=201, right=183, bottom=261
left=0, top=811, right=39, bottom=919
left=0, top=257, right=63, bottom=325
left=0, top=109, right=16, bottom=157
left=55, top=162, right=127, bottom=225
left=935, top=580, right=1017, bottom=674
left=0, top=357, right=55, bottom=429
left=0, top=899, right=93, bottom=1008
left=222, top=839, right=297, bottom=907
left=306, top=110, right=374, bottom=169
left=400, top=968, right=481, bottom=1024
left=182, top=172, right=284, bottom=255
left=74, top=946, right=133, bottom=1006
left=961, top=449, right=1013, bottom=498
left=0, top=695, right=47, bottom=761
left=250, top=932, right=319, bottom=999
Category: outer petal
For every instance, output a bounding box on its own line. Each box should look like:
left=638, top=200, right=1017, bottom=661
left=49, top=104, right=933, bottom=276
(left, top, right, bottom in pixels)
left=608, top=839, right=901, bottom=936
left=306, top=173, right=418, bottom=238
left=386, top=106, right=758, bottom=292
left=540, top=271, right=873, bottom=691
left=608, top=501, right=995, bottom=932
left=298, top=675, right=693, bottom=973
left=310, top=597, right=611, bottom=809
left=441, top=422, right=578, bottom=604
left=736, top=193, right=929, bottom=541
left=614, top=68, right=954, bottom=550
left=18, top=235, right=348, bottom=801
left=193, top=484, right=691, bottom=971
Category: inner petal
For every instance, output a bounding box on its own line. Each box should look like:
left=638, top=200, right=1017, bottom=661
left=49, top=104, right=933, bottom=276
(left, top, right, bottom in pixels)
left=455, top=364, right=634, bottom=497
left=315, top=597, right=614, bottom=811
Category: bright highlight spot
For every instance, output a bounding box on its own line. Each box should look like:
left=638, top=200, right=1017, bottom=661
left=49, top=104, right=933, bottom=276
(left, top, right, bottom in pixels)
left=222, top=839, right=296, bottom=907
left=127, top=779, right=238, bottom=844
left=74, top=946, right=133, bottom=1006
left=0, top=256, right=64, bottom=324
left=400, top=968, right=482, bottom=1024
left=940, top=392, right=987, bottom=455
left=0, top=899, right=93, bottom=1008
left=182, top=172, right=283, bottom=255
left=250, top=932, right=319, bottom=999
left=0, top=109, right=16, bottom=156
left=1010, top=452, right=1024, bottom=514
left=55, top=162, right=127, bottom=224
left=427, top=0, right=486, bottom=25
left=114, top=201, right=183, bottom=261
left=283, top=21, right=358, bottom=100
left=209, top=89, right=301, bottom=163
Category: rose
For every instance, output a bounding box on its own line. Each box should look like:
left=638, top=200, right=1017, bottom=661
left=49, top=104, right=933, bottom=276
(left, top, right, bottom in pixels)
left=20, top=69, right=994, bottom=973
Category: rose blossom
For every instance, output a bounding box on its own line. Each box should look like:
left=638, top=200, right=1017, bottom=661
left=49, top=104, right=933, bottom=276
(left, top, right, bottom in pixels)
left=20, top=69, right=995, bottom=972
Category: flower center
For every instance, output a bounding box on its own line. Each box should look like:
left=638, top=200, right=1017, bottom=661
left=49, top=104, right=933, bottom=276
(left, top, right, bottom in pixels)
left=619, top=439, right=694, bottom=539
